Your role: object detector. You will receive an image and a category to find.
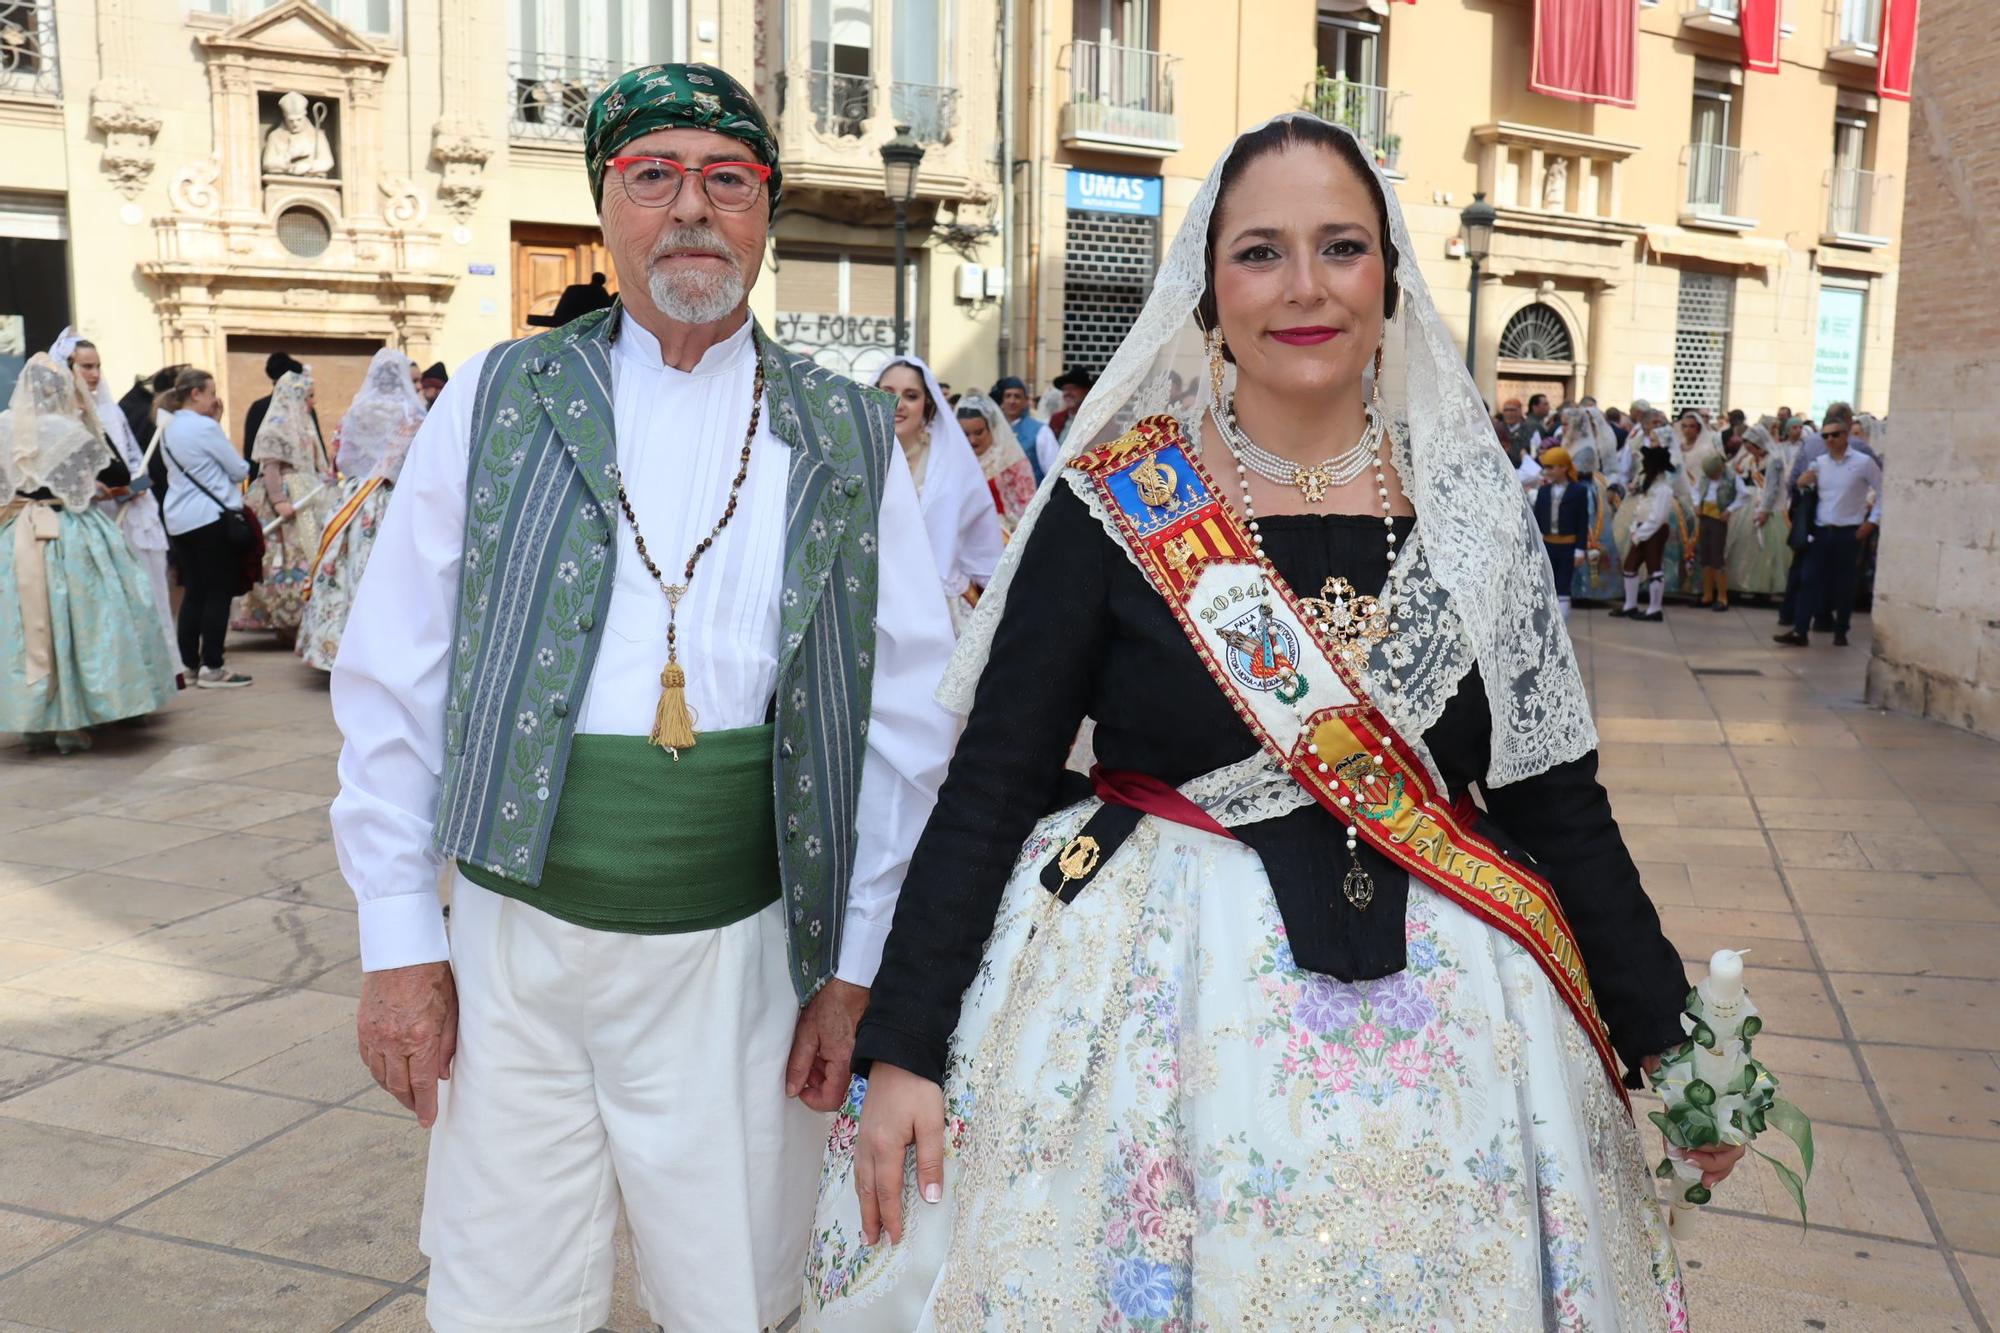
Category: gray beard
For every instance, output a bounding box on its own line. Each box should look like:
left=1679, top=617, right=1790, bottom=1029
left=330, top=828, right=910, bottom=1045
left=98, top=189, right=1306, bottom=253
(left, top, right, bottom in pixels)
left=646, top=261, right=746, bottom=325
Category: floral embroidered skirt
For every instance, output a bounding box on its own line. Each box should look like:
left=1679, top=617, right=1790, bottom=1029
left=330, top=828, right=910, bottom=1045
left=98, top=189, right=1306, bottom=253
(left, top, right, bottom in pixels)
left=805, top=804, right=1687, bottom=1332
left=232, top=474, right=335, bottom=634
left=298, top=477, right=390, bottom=672
left=0, top=506, right=176, bottom=732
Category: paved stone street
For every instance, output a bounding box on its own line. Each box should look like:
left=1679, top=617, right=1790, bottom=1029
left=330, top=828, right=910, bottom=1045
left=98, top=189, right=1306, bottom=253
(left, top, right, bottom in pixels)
left=1, top=605, right=1996, bottom=1332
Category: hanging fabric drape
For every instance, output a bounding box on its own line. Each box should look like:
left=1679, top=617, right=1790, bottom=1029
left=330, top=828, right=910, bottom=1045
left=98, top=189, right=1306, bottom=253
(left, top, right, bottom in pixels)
left=1878, top=0, right=1920, bottom=101
left=1740, top=0, right=1782, bottom=74
left=1528, top=0, right=1638, bottom=108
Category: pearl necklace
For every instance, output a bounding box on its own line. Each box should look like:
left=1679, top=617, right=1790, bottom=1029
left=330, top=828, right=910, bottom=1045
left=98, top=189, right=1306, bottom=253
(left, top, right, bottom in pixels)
left=1217, top=395, right=1385, bottom=503
left=1214, top=402, right=1403, bottom=905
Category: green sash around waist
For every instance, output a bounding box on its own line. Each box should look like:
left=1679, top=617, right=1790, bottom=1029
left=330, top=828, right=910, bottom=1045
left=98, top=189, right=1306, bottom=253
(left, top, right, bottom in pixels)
left=460, top=725, right=779, bottom=934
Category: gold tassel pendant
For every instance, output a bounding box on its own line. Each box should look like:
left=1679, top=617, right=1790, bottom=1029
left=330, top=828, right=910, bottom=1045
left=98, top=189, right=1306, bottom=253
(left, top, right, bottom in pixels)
left=650, top=659, right=698, bottom=756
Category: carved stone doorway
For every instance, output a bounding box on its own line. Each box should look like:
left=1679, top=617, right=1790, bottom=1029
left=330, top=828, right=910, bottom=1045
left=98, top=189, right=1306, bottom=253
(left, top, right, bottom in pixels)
left=226, top=334, right=390, bottom=453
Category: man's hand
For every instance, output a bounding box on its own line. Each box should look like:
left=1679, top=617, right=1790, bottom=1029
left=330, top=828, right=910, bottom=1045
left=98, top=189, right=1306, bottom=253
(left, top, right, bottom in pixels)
left=357, top=961, right=457, bottom=1128
left=1858, top=520, right=1876, bottom=543
left=786, top=978, right=869, bottom=1112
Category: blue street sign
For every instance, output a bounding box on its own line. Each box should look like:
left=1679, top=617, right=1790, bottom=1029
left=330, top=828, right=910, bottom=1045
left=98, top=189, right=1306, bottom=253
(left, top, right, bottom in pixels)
left=1066, top=169, right=1163, bottom=218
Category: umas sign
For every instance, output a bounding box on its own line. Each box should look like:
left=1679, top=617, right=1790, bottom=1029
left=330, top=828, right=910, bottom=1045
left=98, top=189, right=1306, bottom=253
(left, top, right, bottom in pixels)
left=1065, top=169, right=1163, bottom=218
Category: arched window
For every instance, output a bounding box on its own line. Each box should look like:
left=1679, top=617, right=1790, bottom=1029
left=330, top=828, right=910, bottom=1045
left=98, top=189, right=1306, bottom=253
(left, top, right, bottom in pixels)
left=1498, top=303, right=1575, bottom=363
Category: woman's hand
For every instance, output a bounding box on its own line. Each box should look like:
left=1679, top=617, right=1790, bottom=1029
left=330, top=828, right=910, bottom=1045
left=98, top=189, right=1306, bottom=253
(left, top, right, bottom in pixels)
left=1643, top=1053, right=1749, bottom=1188
left=275, top=500, right=297, bottom=520
left=1680, top=1143, right=1747, bottom=1188
left=853, top=1061, right=946, bottom=1247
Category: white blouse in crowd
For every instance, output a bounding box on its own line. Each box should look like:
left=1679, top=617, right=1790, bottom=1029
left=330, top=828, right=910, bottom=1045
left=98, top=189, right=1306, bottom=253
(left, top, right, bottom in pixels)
left=328, top=313, right=959, bottom=984
left=157, top=409, right=248, bottom=537
left=1627, top=481, right=1679, bottom=544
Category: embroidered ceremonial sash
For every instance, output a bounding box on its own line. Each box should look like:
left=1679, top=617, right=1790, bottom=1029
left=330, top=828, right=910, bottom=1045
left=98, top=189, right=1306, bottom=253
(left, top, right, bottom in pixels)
left=1070, top=416, right=1626, bottom=1100
left=300, top=476, right=384, bottom=603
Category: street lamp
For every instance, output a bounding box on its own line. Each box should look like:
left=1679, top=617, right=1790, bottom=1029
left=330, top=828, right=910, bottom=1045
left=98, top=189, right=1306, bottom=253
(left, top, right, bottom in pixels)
left=880, top=123, right=927, bottom=357
left=1459, top=191, right=1497, bottom=378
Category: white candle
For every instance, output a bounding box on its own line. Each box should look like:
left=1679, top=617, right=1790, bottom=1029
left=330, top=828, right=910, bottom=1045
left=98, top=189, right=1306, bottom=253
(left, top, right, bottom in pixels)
left=1706, top=948, right=1745, bottom=1007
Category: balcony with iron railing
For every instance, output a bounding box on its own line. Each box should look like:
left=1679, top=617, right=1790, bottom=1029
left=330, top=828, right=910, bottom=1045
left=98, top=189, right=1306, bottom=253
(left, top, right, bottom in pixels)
left=508, top=51, right=615, bottom=142
left=1307, top=74, right=1405, bottom=177
left=1824, top=166, right=1893, bottom=246
left=1680, top=0, right=1741, bottom=36
left=0, top=0, right=61, bottom=98
left=1680, top=142, right=1759, bottom=229
left=1061, top=39, right=1179, bottom=157
left=785, top=70, right=960, bottom=146
left=1829, top=0, right=1884, bottom=65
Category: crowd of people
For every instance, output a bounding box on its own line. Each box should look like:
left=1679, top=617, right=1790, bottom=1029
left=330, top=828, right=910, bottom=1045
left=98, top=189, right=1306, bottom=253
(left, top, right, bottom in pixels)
left=0, top=334, right=440, bottom=753
left=1501, top=391, right=1887, bottom=647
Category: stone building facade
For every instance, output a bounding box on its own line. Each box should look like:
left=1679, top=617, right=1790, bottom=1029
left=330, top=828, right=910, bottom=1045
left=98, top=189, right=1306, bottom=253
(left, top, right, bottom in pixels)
left=1867, top=0, right=1999, bottom=740
left=0, top=0, right=1004, bottom=423
left=0, top=0, right=1910, bottom=423
left=1005, top=0, right=1911, bottom=417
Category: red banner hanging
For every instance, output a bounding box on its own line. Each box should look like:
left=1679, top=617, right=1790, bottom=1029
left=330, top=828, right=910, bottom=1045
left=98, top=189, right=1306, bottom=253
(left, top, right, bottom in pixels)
left=1739, top=0, right=1782, bottom=73
left=1878, top=0, right=1919, bottom=101
left=1528, top=0, right=1638, bottom=108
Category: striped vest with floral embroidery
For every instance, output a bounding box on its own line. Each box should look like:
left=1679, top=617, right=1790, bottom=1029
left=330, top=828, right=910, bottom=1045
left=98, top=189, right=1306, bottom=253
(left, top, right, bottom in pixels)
left=432, top=307, right=893, bottom=1001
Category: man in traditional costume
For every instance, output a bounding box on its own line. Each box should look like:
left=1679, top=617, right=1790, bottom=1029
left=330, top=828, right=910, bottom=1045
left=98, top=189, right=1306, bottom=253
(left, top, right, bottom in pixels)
left=329, top=64, right=957, bottom=1333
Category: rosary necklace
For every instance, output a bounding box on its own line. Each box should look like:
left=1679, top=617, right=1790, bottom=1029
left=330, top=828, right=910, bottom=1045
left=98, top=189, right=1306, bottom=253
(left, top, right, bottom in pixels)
left=607, top=347, right=766, bottom=759
left=1206, top=336, right=1404, bottom=910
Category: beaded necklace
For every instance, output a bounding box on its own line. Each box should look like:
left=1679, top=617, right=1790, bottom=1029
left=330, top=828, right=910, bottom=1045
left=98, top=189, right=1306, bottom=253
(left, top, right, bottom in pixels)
left=608, top=341, right=767, bottom=758
left=1207, top=348, right=1406, bottom=908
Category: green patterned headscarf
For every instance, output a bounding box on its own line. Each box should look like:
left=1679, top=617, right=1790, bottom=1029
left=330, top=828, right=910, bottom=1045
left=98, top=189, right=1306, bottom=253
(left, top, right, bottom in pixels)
left=585, top=63, right=782, bottom=213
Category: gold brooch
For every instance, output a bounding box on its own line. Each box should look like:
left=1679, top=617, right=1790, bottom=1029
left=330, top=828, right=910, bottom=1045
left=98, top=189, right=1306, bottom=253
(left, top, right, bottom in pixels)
left=1132, top=456, right=1180, bottom=510
left=1299, top=576, right=1391, bottom=668
left=1056, top=834, right=1102, bottom=886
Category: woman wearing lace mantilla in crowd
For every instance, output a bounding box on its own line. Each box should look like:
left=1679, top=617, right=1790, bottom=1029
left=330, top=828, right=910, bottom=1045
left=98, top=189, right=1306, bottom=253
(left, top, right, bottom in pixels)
left=1, top=355, right=177, bottom=751
left=233, top=368, right=336, bottom=645
left=298, top=348, right=427, bottom=671
left=804, top=114, right=1745, bottom=1330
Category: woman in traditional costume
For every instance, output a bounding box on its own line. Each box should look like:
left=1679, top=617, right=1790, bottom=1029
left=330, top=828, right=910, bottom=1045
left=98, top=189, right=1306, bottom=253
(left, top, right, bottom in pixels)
left=1, top=355, right=176, bottom=751
left=877, top=357, right=1005, bottom=635
left=1563, top=404, right=1622, bottom=604
left=52, top=331, right=179, bottom=677
left=233, top=368, right=336, bottom=645
left=806, top=115, right=1740, bottom=1330
left=1726, top=423, right=1789, bottom=598
left=953, top=390, right=1038, bottom=538
left=298, top=348, right=426, bottom=671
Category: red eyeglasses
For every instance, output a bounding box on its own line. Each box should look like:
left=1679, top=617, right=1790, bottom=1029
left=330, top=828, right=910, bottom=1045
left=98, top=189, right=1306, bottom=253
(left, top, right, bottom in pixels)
left=606, top=157, right=772, bottom=211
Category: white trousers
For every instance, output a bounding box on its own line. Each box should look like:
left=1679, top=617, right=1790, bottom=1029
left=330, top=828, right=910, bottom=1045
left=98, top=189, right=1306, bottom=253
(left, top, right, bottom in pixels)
left=423, top=881, right=826, bottom=1333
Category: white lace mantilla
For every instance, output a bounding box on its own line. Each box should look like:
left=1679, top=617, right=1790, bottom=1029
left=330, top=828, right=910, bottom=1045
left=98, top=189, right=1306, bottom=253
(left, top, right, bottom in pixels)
left=939, top=113, right=1596, bottom=788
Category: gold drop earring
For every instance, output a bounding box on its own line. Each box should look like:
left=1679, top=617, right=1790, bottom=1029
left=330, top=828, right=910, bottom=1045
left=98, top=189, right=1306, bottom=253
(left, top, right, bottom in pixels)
left=1206, top=326, right=1229, bottom=411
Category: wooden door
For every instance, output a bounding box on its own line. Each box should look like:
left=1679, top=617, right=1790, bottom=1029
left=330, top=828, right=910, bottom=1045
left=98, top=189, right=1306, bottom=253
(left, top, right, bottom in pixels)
left=512, top=225, right=618, bottom=336
left=225, top=336, right=386, bottom=464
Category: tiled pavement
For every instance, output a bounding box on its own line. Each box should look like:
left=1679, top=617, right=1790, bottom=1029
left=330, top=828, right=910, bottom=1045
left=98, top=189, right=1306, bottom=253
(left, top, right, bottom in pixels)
left=1, top=607, right=1996, bottom=1332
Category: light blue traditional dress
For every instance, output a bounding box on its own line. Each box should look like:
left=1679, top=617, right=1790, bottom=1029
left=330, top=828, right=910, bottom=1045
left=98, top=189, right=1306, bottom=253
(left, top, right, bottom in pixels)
left=0, top=354, right=175, bottom=744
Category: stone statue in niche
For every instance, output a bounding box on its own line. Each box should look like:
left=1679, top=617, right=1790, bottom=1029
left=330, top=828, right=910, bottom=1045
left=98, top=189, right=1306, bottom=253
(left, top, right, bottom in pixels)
left=262, top=92, right=336, bottom=177
left=1541, top=157, right=1568, bottom=212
